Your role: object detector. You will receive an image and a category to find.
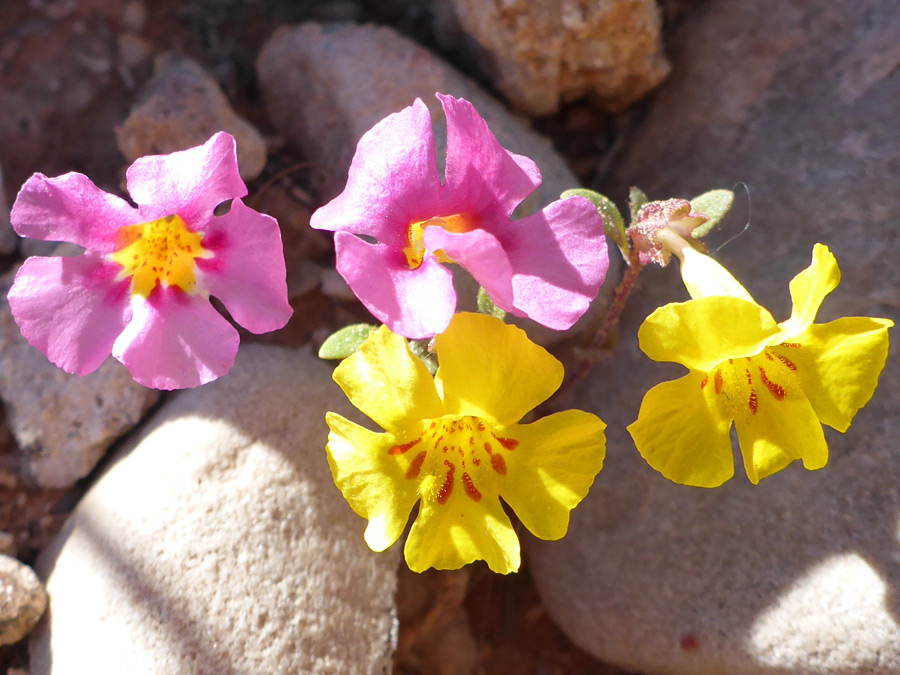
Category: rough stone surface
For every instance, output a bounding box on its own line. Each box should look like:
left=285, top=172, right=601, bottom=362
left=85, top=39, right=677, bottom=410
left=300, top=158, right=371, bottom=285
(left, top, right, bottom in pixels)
left=256, top=22, right=620, bottom=344
left=30, top=344, right=399, bottom=674
left=529, top=2, right=900, bottom=674
left=0, top=554, right=47, bottom=646
left=0, top=162, right=17, bottom=255
left=0, top=270, right=160, bottom=488
left=116, top=55, right=267, bottom=181
left=433, top=0, right=670, bottom=115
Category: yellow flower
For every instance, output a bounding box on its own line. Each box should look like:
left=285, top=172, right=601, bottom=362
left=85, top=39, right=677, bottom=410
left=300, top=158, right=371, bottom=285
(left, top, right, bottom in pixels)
left=628, top=243, right=892, bottom=487
left=325, top=312, right=606, bottom=573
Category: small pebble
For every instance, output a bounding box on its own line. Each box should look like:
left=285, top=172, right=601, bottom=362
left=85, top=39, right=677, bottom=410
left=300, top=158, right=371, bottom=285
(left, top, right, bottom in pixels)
left=0, top=554, right=47, bottom=646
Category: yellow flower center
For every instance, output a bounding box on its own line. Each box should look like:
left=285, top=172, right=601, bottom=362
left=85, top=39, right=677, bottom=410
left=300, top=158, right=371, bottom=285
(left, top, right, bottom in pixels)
left=388, top=415, right=519, bottom=505
left=112, top=215, right=209, bottom=298
left=402, top=214, right=479, bottom=269
left=701, top=342, right=803, bottom=420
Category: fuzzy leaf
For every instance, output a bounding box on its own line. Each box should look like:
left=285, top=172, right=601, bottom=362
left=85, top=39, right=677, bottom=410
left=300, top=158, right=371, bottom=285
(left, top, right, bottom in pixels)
left=629, top=187, right=649, bottom=224
left=690, top=189, right=734, bottom=238
left=318, top=323, right=379, bottom=360
left=476, top=286, right=507, bottom=320
left=561, top=189, right=627, bottom=252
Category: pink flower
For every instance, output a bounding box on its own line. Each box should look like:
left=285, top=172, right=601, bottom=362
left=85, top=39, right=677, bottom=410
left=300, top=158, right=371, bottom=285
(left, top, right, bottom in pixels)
left=310, top=94, right=609, bottom=339
left=8, top=132, right=292, bottom=389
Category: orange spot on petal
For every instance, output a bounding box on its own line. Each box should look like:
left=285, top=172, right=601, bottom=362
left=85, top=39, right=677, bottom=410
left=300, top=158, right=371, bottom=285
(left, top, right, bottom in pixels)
left=406, top=451, right=427, bottom=479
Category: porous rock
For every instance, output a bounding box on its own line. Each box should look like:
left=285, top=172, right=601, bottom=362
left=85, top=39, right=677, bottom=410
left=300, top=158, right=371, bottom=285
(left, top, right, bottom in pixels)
left=529, top=2, right=900, bottom=674
left=116, top=55, right=267, bottom=181
left=0, top=554, right=47, bottom=646
left=432, top=0, right=670, bottom=115
left=0, top=270, right=160, bottom=489
left=30, top=344, right=399, bottom=674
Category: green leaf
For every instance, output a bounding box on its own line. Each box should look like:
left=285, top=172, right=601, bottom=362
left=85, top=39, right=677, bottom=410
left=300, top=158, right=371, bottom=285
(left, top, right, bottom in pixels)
left=561, top=188, right=628, bottom=253
left=628, top=187, right=649, bottom=224
left=690, top=189, right=734, bottom=238
left=476, top=286, right=507, bottom=320
left=318, top=323, right=378, bottom=360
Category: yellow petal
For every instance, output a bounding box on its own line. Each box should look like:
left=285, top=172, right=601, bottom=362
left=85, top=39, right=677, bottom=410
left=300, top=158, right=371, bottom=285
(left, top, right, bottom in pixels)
left=734, top=382, right=828, bottom=484
left=325, top=412, right=420, bottom=552
left=680, top=246, right=756, bottom=302
left=627, top=371, right=735, bottom=487
left=333, top=325, right=444, bottom=431
left=639, top=297, right=780, bottom=371
left=434, top=313, right=563, bottom=425
left=777, top=244, right=841, bottom=340
left=499, top=410, right=606, bottom=540
left=772, top=317, right=892, bottom=432
left=404, top=491, right=520, bottom=574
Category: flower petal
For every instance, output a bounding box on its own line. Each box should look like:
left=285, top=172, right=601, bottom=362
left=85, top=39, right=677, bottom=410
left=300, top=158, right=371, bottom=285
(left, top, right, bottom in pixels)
left=679, top=246, right=756, bottom=302
left=10, top=173, right=138, bottom=254
left=197, top=199, right=292, bottom=334
left=310, top=98, right=445, bottom=246
left=438, top=93, right=541, bottom=221
left=777, top=244, right=841, bottom=339
left=500, top=196, right=608, bottom=330
left=420, top=226, right=516, bottom=313
left=333, top=232, right=457, bottom=339
left=8, top=254, right=132, bottom=375
left=734, top=379, right=828, bottom=484
left=639, top=296, right=780, bottom=371
left=434, top=313, right=562, bottom=425
left=500, top=410, right=606, bottom=540
left=325, top=413, right=420, bottom=552
left=773, top=317, right=892, bottom=432
left=112, top=286, right=239, bottom=389
left=627, top=371, right=735, bottom=487
left=332, top=324, right=444, bottom=432
left=405, top=491, right=519, bottom=574
left=126, top=132, right=247, bottom=227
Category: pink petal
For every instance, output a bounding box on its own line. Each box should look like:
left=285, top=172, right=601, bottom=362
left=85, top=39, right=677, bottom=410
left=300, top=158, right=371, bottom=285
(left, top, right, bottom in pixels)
left=125, top=132, right=247, bottom=228
left=500, top=196, right=608, bottom=330
left=8, top=254, right=132, bottom=375
left=334, top=231, right=456, bottom=339
left=196, top=199, right=292, bottom=334
left=421, top=226, right=515, bottom=313
left=112, top=286, right=239, bottom=389
left=10, top=173, right=139, bottom=254
left=310, top=98, right=446, bottom=247
left=438, top=93, right=541, bottom=221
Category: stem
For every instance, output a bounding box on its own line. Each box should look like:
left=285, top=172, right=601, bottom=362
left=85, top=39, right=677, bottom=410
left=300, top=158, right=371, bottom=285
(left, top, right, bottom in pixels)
left=562, top=249, right=645, bottom=394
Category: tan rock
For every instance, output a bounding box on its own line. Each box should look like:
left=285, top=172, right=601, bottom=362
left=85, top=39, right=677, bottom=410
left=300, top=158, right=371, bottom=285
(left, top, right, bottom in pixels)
left=116, top=56, right=267, bottom=181
left=436, top=0, right=670, bottom=114
left=0, top=555, right=47, bottom=646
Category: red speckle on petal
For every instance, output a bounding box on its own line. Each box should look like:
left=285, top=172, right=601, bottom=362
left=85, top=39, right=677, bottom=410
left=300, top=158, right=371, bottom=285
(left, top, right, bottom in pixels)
left=484, top=441, right=492, bottom=453
left=406, top=451, right=427, bottom=479
left=758, top=366, right=786, bottom=400
left=389, top=438, right=421, bottom=455
left=776, top=354, right=798, bottom=371
left=490, top=453, right=507, bottom=475
left=492, top=434, right=519, bottom=450
left=749, top=389, right=758, bottom=415
left=780, top=342, right=802, bottom=348
left=700, top=376, right=709, bottom=389
left=462, top=473, right=482, bottom=502
left=714, top=371, right=724, bottom=395
left=437, top=461, right=455, bottom=504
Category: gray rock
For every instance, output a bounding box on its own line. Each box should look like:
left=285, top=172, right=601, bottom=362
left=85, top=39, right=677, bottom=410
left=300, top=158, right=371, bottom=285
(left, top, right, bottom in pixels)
left=256, top=22, right=620, bottom=344
left=0, top=554, right=47, bottom=646
left=0, top=162, right=17, bottom=255
left=30, top=344, right=399, bottom=674
left=0, top=270, right=160, bottom=488
left=529, top=2, right=900, bottom=674
left=431, top=0, right=670, bottom=115
left=257, top=22, right=583, bottom=213
left=116, top=55, right=267, bottom=181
